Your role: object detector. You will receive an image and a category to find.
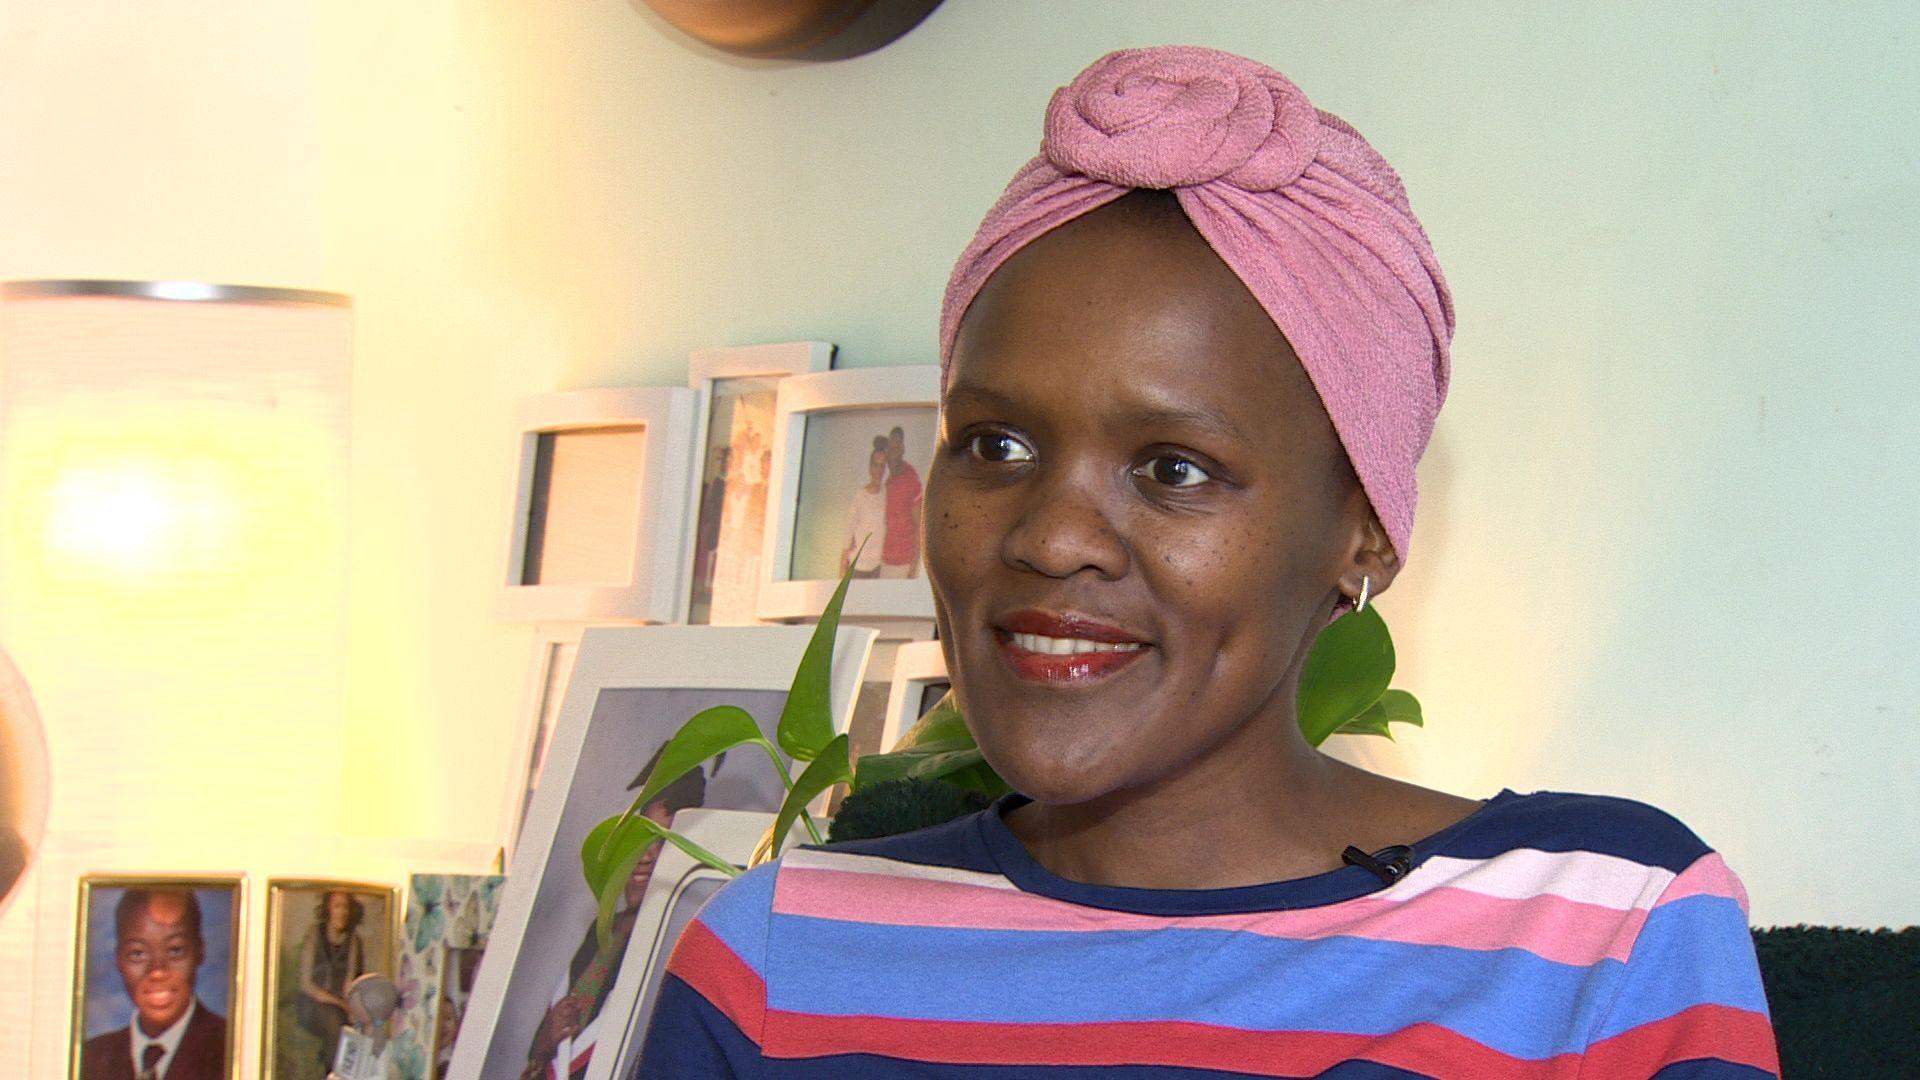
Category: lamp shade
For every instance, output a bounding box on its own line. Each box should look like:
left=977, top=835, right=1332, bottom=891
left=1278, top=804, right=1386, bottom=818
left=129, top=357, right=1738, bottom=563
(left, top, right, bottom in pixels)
left=0, top=279, right=352, bottom=836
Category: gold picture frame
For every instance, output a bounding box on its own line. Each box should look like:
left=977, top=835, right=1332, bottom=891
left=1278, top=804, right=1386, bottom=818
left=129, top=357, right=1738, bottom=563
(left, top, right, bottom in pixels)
left=69, top=873, right=246, bottom=1080
left=260, top=879, right=400, bottom=1080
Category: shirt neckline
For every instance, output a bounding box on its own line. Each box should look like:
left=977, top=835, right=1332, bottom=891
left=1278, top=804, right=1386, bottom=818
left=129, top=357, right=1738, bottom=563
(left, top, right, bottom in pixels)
left=975, top=788, right=1520, bottom=915
left=130, top=996, right=196, bottom=1075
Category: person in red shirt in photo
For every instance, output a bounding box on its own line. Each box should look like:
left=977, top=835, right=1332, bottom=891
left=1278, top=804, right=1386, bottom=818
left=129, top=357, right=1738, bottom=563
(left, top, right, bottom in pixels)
left=879, top=425, right=922, bottom=578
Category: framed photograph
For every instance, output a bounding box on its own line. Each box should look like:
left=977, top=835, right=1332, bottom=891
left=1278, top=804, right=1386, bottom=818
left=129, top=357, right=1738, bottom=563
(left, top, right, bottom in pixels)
left=501, top=626, right=586, bottom=861
left=498, top=388, right=698, bottom=624
left=69, top=874, right=243, bottom=1080
left=452, top=624, right=877, bottom=1080
left=682, top=342, right=834, bottom=626
left=880, top=639, right=952, bottom=755
left=386, top=874, right=506, bottom=1080
left=581, top=809, right=791, bottom=1080
left=758, top=366, right=941, bottom=623
left=260, top=880, right=398, bottom=1080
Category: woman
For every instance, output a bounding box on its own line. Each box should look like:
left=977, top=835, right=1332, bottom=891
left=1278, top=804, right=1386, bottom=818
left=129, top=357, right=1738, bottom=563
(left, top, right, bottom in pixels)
left=839, top=437, right=889, bottom=579
left=296, top=890, right=365, bottom=1073
left=638, top=47, right=1777, bottom=1078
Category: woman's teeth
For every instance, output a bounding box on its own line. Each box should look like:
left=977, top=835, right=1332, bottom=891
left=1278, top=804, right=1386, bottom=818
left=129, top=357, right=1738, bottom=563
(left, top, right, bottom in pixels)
left=1008, top=632, right=1145, bottom=655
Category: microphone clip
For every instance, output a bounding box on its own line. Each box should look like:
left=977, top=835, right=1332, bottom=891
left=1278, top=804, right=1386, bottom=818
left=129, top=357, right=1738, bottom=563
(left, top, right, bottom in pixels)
left=1342, top=844, right=1414, bottom=886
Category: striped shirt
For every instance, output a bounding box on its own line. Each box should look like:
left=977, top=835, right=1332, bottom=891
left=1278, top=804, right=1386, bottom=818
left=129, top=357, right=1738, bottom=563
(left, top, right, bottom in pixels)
left=636, top=790, right=1779, bottom=1078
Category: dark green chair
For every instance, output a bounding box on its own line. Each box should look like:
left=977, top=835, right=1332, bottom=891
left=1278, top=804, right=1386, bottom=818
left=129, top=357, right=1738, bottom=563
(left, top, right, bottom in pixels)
left=1752, top=925, right=1917, bottom=1077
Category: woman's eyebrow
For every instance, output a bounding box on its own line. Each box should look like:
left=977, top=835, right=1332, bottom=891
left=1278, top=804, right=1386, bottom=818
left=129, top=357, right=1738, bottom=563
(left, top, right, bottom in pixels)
left=945, top=383, right=1245, bottom=442
left=1115, top=402, right=1247, bottom=442
left=942, top=384, right=1022, bottom=412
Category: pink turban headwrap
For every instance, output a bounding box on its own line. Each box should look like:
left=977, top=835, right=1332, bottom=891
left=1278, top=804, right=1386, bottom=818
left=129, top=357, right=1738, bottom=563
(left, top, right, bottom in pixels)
left=939, top=46, right=1455, bottom=563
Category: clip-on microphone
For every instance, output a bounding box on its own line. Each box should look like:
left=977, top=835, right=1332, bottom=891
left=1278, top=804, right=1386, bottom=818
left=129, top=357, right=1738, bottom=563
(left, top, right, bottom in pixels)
left=1342, top=844, right=1414, bottom=886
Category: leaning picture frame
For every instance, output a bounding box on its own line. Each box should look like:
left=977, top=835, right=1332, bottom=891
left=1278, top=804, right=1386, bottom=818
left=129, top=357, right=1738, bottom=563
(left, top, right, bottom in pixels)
left=880, top=639, right=951, bottom=755
left=682, top=341, right=835, bottom=626
left=259, top=879, right=399, bottom=1080
left=581, top=809, right=798, bottom=1080
left=69, top=874, right=246, bottom=1080
left=757, top=365, right=941, bottom=624
left=497, top=387, right=698, bottom=623
left=386, top=874, right=507, bottom=1080
left=499, top=624, right=587, bottom=862
left=452, top=624, right=877, bottom=1080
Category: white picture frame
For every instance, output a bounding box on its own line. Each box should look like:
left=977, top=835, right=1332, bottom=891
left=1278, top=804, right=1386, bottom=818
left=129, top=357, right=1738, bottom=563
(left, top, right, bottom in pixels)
left=681, top=342, right=834, bottom=626
left=497, top=387, right=698, bottom=623
left=880, top=639, right=951, bottom=755
left=498, top=624, right=587, bottom=862
left=757, top=366, right=941, bottom=624
left=453, top=624, right=877, bottom=1080
left=581, top=809, right=799, bottom=1080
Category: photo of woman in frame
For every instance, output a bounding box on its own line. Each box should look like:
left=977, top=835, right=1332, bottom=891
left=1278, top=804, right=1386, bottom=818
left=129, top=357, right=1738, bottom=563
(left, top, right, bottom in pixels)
left=262, top=880, right=396, bottom=1080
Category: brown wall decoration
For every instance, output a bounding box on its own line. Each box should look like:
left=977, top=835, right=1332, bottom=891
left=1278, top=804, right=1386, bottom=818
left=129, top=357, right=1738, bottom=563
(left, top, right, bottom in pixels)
left=637, top=0, right=943, bottom=61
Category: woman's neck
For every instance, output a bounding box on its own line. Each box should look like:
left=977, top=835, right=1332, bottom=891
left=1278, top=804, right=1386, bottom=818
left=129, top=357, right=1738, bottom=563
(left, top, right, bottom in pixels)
left=1006, top=709, right=1371, bottom=891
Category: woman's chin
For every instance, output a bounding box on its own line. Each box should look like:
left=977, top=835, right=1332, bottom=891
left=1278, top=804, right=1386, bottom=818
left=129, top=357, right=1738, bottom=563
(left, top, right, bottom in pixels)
left=987, top=749, right=1135, bottom=808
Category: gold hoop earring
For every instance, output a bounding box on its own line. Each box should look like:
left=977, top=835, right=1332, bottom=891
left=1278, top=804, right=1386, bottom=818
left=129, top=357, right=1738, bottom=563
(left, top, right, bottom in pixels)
left=1354, top=575, right=1372, bottom=614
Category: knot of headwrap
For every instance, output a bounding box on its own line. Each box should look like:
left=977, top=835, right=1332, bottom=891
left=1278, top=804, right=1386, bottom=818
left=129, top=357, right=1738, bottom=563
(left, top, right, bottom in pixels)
left=941, top=45, right=1456, bottom=565
left=1043, top=45, right=1320, bottom=191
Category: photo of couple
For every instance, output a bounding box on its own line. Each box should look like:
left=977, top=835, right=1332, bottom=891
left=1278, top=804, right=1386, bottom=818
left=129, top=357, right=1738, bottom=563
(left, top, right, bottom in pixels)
left=789, top=407, right=934, bottom=585
left=836, top=424, right=923, bottom=580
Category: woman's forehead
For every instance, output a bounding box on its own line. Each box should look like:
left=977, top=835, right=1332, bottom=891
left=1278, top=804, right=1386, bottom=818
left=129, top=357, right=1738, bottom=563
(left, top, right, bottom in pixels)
left=947, top=206, right=1316, bottom=428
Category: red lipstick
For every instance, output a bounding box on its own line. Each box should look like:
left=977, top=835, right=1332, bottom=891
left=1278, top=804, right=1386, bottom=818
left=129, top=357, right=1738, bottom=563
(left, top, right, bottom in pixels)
left=993, top=609, right=1152, bottom=684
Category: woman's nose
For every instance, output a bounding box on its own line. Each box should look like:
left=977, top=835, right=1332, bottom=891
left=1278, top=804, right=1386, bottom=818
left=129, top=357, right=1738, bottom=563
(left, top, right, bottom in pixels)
left=999, top=459, right=1129, bottom=581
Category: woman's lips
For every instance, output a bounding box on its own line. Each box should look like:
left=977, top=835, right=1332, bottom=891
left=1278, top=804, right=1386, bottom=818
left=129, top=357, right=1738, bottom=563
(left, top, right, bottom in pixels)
left=993, top=610, right=1152, bottom=684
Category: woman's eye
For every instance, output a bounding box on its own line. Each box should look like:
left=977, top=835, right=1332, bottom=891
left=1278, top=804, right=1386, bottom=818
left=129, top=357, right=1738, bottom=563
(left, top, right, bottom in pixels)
left=1136, top=455, right=1212, bottom=489
left=965, top=432, right=1034, bottom=464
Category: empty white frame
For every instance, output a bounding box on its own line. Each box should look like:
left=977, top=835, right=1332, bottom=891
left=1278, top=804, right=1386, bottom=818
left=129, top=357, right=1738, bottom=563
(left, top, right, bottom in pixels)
left=681, top=342, right=834, bottom=626
left=880, top=639, right=952, bottom=755
left=454, top=624, right=877, bottom=1080
left=499, top=388, right=697, bottom=623
left=758, top=365, right=941, bottom=623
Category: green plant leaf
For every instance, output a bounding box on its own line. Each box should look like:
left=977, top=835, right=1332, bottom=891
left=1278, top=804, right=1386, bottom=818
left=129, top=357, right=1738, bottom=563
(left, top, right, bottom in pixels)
left=850, top=750, right=915, bottom=791
left=590, top=815, right=739, bottom=949
left=580, top=814, right=622, bottom=897
left=939, top=760, right=1013, bottom=797
left=893, top=690, right=968, bottom=749
left=1333, top=688, right=1424, bottom=740
left=772, top=734, right=851, bottom=860
left=851, top=736, right=977, bottom=790
left=596, top=705, right=778, bottom=868
left=777, top=562, right=857, bottom=762
left=591, top=818, right=656, bottom=949
left=903, top=746, right=992, bottom=781
left=1297, top=605, right=1396, bottom=746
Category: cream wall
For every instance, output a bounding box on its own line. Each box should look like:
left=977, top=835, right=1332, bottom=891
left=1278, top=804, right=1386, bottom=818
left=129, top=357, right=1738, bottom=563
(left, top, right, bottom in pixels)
left=1, top=0, right=1915, bottom=1071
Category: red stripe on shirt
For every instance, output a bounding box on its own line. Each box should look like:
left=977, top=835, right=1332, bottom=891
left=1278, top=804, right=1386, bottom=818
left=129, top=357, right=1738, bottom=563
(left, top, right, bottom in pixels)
left=1582, top=1003, right=1780, bottom=1076
left=761, top=1012, right=1589, bottom=1079
left=667, top=919, right=767, bottom=1043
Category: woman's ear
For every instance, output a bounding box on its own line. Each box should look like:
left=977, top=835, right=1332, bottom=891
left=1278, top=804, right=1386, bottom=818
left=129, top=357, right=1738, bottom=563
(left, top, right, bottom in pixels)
left=1336, top=493, right=1401, bottom=606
